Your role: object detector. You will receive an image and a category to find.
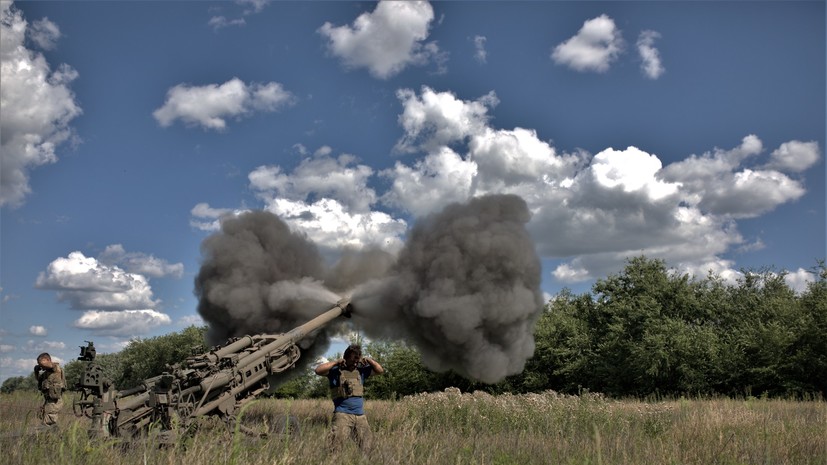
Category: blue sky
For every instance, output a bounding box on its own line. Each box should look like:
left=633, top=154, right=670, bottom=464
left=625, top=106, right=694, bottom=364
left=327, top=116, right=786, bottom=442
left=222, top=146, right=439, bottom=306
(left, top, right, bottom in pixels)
left=1, top=1, right=824, bottom=383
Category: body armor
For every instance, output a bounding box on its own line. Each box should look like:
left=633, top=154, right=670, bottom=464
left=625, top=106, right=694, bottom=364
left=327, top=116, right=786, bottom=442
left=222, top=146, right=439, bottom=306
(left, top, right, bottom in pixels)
left=330, top=365, right=364, bottom=399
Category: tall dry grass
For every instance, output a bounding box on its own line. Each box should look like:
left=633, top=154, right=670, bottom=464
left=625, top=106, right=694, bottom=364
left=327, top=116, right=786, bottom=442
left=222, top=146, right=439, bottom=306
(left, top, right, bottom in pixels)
left=1, top=389, right=824, bottom=464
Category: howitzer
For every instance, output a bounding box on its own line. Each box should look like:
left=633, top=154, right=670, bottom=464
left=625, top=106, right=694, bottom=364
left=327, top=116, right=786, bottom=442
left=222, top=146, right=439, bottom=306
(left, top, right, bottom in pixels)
left=73, top=298, right=353, bottom=442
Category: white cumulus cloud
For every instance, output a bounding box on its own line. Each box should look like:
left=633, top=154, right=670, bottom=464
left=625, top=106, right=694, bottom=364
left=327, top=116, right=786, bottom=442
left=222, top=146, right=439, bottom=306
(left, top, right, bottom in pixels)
left=784, top=268, right=817, bottom=294
left=394, top=86, right=498, bottom=154
left=29, top=17, right=60, bottom=50
left=381, top=147, right=477, bottom=217
left=258, top=192, right=407, bottom=254
left=189, top=203, right=246, bottom=231
left=589, top=147, right=678, bottom=200
left=202, top=151, right=406, bottom=254
left=764, top=140, right=820, bottom=173
left=661, top=135, right=808, bottom=218
left=98, top=244, right=184, bottom=279
left=153, top=78, right=294, bottom=130
left=73, top=310, right=172, bottom=337
left=552, top=14, right=624, bottom=73
left=552, top=263, right=591, bottom=283
left=248, top=145, right=407, bottom=252
left=469, top=127, right=584, bottom=193
left=376, top=87, right=817, bottom=284
left=318, top=0, right=442, bottom=79
left=28, top=325, right=47, bottom=336
left=249, top=147, right=377, bottom=213
left=1, top=356, right=45, bottom=374
left=24, top=340, right=65, bottom=352
left=0, top=2, right=82, bottom=208
left=637, top=30, right=664, bottom=79
left=35, top=251, right=158, bottom=310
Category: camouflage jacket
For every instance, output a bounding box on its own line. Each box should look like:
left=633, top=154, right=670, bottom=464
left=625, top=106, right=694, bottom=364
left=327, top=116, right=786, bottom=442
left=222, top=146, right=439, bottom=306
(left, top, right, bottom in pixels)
left=37, top=364, right=66, bottom=401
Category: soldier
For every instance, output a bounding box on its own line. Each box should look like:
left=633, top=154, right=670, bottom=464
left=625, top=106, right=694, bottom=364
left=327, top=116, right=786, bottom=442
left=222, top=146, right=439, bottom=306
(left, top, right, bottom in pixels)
left=34, top=352, right=66, bottom=426
left=315, top=344, right=384, bottom=452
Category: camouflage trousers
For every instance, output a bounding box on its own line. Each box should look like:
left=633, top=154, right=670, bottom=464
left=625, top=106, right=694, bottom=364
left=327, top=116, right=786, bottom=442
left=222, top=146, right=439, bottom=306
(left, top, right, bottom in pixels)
left=329, top=412, right=371, bottom=452
left=38, top=398, right=63, bottom=426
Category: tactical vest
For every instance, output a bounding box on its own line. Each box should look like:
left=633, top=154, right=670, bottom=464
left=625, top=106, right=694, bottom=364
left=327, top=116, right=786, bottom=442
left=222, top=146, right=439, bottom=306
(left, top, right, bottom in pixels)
left=38, top=364, right=66, bottom=401
left=330, top=365, right=364, bottom=399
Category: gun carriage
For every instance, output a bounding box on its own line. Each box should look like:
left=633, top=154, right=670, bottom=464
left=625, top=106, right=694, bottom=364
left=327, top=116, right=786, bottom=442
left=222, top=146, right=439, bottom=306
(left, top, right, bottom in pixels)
left=73, top=299, right=353, bottom=442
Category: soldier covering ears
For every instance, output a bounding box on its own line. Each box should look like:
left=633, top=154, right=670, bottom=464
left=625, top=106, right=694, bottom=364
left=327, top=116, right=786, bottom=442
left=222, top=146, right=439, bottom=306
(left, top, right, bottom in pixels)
left=315, top=344, right=384, bottom=452
left=34, top=352, right=66, bottom=426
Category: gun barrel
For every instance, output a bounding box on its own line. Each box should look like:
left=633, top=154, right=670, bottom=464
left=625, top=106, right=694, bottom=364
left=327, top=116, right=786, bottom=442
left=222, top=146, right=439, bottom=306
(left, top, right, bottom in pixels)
left=213, top=335, right=255, bottom=359
left=261, top=298, right=351, bottom=355
left=274, top=299, right=353, bottom=350
left=293, top=298, right=351, bottom=333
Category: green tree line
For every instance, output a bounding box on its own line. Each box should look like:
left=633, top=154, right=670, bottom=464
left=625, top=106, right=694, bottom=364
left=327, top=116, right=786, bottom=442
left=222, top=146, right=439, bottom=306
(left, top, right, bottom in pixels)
left=4, top=257, right=824, bottom=398
left=520, top=257, right=826, bottom=398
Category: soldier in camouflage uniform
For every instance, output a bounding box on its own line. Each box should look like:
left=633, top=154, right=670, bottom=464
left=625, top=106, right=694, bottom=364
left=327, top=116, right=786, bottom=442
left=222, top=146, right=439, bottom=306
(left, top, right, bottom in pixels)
left=315, top=344, right=384, bottom=452
left=34, top=353, right=66, bottom=426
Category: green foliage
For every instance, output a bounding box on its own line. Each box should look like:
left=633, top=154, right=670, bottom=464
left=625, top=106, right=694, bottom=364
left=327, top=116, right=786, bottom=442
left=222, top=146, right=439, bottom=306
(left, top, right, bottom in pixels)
left=364, top=339, right=442, bottom=399
left=116, top=325, right=207, bottom=389
left=528, top=289, right=595, bottom=393
left=528, top=256, right=827, bottom=398
left=794, top=261, right=827, bottom=395
left=0, top=374, right=37, bottom=393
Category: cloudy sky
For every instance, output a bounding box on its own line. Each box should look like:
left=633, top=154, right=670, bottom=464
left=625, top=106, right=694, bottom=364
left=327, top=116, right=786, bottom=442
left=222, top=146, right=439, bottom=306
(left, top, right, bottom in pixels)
left=1, top=1, right=823, bottom=383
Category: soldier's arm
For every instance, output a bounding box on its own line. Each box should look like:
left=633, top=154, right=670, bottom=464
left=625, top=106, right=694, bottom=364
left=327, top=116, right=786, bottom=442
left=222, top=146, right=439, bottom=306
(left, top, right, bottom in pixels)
left=315, top=359, right=342, bottom=376
left=363, top=357, right=384, bottom=376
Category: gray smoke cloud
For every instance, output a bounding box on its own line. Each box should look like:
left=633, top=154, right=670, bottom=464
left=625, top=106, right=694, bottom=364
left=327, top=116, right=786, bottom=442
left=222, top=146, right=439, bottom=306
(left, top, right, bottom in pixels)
left=195, top=194, right=543, bottom=384
left=195, top=211, right=340, bottom=346
left=351, top=194, right=543, bottom=383
left=324, top=247, right=396, bottom=293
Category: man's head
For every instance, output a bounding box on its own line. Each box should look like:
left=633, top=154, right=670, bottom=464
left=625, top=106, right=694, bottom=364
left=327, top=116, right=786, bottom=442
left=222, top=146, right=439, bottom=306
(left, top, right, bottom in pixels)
left=343, top=344, right=362, bottom=369
left=37, top=353, right=53, bottom=369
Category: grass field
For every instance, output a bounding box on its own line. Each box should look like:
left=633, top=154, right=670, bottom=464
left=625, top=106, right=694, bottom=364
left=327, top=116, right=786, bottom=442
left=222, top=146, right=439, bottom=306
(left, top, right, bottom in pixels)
left=1, top=389, right=824, bottom=464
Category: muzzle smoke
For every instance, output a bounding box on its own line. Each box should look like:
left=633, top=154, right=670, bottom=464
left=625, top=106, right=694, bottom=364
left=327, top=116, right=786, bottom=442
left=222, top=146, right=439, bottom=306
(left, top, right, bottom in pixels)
left=350, top=194, right=543, bottom=383
left=195, top=194, right=543, bottom=384
left=194, top=211, right=342, bottom=363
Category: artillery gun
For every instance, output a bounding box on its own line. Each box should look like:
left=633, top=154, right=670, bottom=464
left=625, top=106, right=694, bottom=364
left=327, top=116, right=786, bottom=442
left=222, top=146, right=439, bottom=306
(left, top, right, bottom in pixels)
left=73, top=298, right=353, bottom=442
